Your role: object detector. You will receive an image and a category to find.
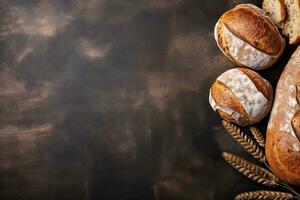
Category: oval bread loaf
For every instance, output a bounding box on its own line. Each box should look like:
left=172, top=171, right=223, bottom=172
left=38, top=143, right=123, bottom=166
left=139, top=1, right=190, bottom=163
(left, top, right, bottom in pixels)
left=209, top=68, right=273, bottom=126
left=214, top=4, right=285, bottom=70
left=266, top=46, right=300, bottom=185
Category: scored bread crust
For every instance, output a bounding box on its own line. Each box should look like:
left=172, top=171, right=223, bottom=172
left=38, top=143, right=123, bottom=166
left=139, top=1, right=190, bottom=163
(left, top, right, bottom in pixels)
left=238, top=68, right=273, bottom=102
left=222, top=5, right=283, bottom=55
left=210, top=80, right=249, bottom=125
left=214, top=19, right=245, bottom=67
left=209, top=68, right=273, bottom=126
left=266, top=46, right=300, bottom=185
left=214, top=4, right=285, bottom=70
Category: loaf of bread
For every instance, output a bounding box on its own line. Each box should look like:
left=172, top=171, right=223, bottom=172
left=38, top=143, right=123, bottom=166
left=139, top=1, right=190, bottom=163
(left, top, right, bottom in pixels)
left=263, top=0, right=300, bottom=44
left=262, top=0, right=286, bottom=25
left=214, top=4, right=285, bottom=70
left=266, top=46, right=300, bottom=185
left=278, top=0, right=300, bottom=44
left=209, top=68, right=273, bottom=126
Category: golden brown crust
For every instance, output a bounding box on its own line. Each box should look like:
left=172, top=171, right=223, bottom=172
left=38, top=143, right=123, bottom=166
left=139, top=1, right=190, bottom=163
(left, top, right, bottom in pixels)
left=211, top=80, right=248, bottom=119
left=266, top=47, right=300, bottom=185
left=238, top=68, right=273, bottom=101
left=210, top=68, right=273, bottom=126
left=266, top=131, right=300, bottom=185
left=218, top=110, right=238, bottom=123
left=265, top=132, right=284, bottom=182
left=222, top=6, right=283, bottom=55
left=217, top=18, right=246, bottom=67
left=216, top=20, right=246, bottom=67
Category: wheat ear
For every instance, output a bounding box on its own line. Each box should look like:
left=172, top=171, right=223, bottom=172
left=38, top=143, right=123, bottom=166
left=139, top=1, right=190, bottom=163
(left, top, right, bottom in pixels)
left=234, top=190, right=293, bottom=200
left=222, top=120, right=265, bottom=162
left=222, top=152, right=278, bottom=187
left=249, top=126, right=265, bottom=148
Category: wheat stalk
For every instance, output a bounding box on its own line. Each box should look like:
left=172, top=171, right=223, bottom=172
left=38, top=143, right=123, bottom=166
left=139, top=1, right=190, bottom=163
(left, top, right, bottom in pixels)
left=249, top=126, right=265, bottom=148
left=222, top=152, right=278, bottom=187
left=222, top=120, right=265, bottom=162
left=234, top=191, right=293, bottom=200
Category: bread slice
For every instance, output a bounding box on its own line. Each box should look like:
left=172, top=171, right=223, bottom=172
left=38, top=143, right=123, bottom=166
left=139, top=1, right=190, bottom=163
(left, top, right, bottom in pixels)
left=279, top=0, right=300, bottom=44
left=262, top=0, right=286, bottom=25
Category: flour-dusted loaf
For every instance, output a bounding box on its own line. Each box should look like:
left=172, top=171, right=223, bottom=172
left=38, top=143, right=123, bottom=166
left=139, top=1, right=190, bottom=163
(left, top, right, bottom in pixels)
left=262, top=0, right=286, bottom=25
left=209, top=68, right=273, bottom=126
left=266, top=46, right=300, bottom=185
left=278, top=0, right=300, bottom=44
left=214, top=4, right=285, bottom=70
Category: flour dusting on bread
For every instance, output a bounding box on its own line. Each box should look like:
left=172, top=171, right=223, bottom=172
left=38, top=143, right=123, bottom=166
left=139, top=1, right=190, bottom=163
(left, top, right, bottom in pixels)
left=217, top=69, right=270, bottom=118
left=222, top=26, right=275, bottom=69
left=209, top=68, right=273, bottom=126
left=209, top=89, right=242, bottom=119
left=214, top=4, right=285, bottom=70
left=266, top=47, right=300, bottom=185
left=268, top=48, right=300, bottom=140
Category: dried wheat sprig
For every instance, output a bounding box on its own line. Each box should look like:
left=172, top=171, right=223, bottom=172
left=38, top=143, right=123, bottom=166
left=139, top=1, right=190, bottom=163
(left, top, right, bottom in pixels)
left=234, top=190, right=293, bottom=200
left=222, top=120, right=265, bottom=162
left=249, top=126, right=265, bottom=148
left=222, top=152, right=278, bottom=187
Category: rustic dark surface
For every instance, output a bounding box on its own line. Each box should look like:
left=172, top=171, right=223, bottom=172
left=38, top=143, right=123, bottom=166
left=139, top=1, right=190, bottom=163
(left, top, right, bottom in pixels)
left=0, top=0, right=297, bottom=199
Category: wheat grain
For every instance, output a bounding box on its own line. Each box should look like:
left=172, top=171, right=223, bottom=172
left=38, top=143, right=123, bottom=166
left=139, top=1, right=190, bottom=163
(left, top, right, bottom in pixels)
left=223, top=152, right=278, bottom=187
left=249, top=126, right=265, bottom=148
left=234, top=190, right=293, bottom=200
left=222, top=120, right=265, bottom=162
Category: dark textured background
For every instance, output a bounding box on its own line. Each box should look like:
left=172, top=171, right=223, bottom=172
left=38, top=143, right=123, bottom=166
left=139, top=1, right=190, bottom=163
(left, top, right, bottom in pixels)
left=0, top=0, right=297, bottom=199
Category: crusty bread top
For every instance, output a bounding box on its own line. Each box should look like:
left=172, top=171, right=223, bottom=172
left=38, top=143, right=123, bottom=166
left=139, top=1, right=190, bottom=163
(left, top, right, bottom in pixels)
left=222, top=5, right=283, bottom=55
left=238, top=68, right=273, bottom=101
left=267, top=47, right=300, bottom=139
left=209, top=68, right=272, bottom=126
left=266, top=131, right=300, bottom=185
left=211, top=80, right=248, bottom=117
left=214, top=19, right=246, bottom=67
left=266, top=47, right=300, bottom=185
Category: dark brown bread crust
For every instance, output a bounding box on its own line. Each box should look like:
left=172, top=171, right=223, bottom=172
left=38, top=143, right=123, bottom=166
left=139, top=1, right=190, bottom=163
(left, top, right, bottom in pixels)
left=222, top=6, right=283, bottom=55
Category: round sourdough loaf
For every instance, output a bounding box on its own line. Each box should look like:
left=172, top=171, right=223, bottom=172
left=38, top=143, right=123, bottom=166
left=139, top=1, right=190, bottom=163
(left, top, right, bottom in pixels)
left=214, top=4, right=285, bottom=70
left=209, top=68, right=273, bottom=126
